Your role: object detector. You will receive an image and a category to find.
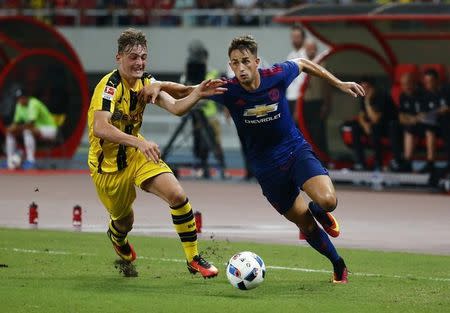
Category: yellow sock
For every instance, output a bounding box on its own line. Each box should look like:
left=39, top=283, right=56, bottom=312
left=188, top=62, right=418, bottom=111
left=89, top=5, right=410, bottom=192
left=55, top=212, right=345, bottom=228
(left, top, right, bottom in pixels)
left=108, top=219, right=128, bottom=246
left=170, top=198, right=198, bottom=262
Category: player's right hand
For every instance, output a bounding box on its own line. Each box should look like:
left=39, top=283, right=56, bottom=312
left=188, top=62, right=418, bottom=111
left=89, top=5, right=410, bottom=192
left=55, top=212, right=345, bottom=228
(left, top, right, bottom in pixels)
left=339, top=81, right=365, bottom=98
left=194, top=79, right=227, bottom=98
left=137, top=139, right=161, bottom=163
left=138, top=82, right=161, bottom=104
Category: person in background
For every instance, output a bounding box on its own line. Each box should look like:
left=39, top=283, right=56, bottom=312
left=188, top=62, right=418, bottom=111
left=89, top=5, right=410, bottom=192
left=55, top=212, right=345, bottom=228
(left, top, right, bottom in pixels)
left=417, top=69, right=448, bottom=173
left=301, top=39, right=331, bottom=156
left=438, top=86, right=450, bottom=174
left=389, top=72, right=421, bottom=172
left=351, top=77, right=397, bottom=171
left=5, top=89, right=57, bottom=170
left=183, top=40, right=226, bottom=178
left=196, top=68, right=227, bottom=178
left=286, top=23, right=306, bottom=125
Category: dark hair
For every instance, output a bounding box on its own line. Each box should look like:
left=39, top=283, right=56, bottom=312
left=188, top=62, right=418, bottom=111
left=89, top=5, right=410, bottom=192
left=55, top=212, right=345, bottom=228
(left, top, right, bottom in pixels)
left=291, top=23, right=305, bottom=38
left=228, top=35, right=258, bottom=57
left=423, top=69, right=439, bottom=80
left=15, top=88, right=25, bottom=98
left=117, top=28, right=147, bottom=54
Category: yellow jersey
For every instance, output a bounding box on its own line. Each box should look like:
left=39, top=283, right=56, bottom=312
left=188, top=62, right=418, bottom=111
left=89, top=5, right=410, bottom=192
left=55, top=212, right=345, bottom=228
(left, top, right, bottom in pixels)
left=88, top=70, right=155, bottom=173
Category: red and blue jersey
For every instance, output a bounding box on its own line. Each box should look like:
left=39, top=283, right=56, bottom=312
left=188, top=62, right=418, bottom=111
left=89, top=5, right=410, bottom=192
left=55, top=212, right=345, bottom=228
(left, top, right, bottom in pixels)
left=210, top=60, right=311, bottom=175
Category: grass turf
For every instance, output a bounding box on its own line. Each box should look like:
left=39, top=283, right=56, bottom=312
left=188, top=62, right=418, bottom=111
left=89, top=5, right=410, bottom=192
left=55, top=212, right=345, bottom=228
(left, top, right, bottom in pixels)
left=0, top=228, right=449, bottom=313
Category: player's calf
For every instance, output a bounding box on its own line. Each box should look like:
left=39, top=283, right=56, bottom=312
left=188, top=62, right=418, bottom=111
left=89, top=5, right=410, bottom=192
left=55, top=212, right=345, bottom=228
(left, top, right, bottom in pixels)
left=107, top=220, right=136, bottom=262
left=308, top=201, right=340, bottom=238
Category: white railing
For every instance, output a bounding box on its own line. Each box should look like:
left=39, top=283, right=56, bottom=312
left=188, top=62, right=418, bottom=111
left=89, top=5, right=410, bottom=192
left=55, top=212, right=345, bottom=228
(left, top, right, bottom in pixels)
left=0, top=8, right=285, bottom=27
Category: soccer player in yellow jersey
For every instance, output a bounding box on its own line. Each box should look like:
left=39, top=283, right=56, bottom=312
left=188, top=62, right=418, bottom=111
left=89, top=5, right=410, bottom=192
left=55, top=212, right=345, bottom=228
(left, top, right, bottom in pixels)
left=88, top=28, right=226, bottom=278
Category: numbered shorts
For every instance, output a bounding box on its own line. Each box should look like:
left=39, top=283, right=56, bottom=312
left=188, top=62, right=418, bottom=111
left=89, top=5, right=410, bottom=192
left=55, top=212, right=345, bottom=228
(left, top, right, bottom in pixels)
left=91, top=151, right=173, bottom=221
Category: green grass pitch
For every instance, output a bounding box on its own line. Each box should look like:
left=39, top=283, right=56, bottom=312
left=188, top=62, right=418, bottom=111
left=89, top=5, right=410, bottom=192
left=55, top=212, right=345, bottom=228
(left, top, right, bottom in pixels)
left=0, top=228, right=449, bottom=313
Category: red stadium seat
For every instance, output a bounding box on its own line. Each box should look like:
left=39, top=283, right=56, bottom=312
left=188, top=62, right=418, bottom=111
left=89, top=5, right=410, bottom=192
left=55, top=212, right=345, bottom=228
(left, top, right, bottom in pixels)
left=78, top=0, right=98, bottom=26
left=340, top=120, right=392, bottom=168
left=390, top=84, right=402, bottom=107
left=394, top=64, right=419, bottom=84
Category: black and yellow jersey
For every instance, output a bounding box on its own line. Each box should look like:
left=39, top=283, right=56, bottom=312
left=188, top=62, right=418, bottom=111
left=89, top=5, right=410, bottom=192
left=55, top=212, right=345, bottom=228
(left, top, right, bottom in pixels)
left=88, top=70, right=155, bottom=173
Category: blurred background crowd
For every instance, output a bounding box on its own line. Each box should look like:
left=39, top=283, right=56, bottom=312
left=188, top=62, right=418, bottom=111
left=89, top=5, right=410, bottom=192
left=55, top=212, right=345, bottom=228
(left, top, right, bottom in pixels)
left=1, top=2, right=450, bottom=192
left=1, top=0, right=450, bottom=27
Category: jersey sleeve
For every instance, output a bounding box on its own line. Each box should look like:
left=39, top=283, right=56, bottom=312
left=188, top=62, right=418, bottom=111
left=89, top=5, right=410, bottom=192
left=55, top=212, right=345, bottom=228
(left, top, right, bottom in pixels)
left=207, top=79, right=229, bottom=107
left=92, top=72, right=122, bottom=114
left=142, top=72, right=157, bottom=86
left=207, top=93, right=226, bottom=106
left=280, top=60, right=300, bottom=88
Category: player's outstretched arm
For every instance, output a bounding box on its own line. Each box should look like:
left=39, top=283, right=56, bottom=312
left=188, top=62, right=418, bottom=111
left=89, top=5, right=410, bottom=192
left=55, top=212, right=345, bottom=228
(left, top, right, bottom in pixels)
left=155, top=79, right=227, bottom=116
left=138, top=81, right=196, bottom=104
left=295, top=58, right=365, bottom=98
left=160, top=81, right=196, bottom=98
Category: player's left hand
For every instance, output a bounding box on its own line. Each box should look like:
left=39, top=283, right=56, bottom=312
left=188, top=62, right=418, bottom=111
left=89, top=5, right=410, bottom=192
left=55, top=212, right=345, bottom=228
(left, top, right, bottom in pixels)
left=138, top=81, right=161, bottom=104
left=339, top=82, right=365, bottom=98
left=195, top=79, right=227, bottom=98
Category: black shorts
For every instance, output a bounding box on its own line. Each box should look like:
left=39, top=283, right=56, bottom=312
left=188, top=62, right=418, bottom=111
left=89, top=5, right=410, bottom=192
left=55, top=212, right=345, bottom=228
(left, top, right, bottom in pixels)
left=404, top=123, right=439, bottom=136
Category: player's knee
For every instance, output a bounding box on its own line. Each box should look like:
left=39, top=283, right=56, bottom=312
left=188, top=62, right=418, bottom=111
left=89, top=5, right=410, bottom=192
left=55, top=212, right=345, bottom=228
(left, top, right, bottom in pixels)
left=168, top=190, right=188, bottom=208
left=317, top=193, right=337, bottom=212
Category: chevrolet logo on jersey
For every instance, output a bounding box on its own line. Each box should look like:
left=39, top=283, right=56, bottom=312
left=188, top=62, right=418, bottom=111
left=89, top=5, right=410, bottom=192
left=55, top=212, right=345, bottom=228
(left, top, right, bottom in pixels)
left=244, top=103, right=278, bottom=118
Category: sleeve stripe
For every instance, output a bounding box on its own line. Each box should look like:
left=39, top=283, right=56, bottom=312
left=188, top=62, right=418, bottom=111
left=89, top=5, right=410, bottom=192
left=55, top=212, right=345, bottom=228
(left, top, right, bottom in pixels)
left=101, top=70, right=121, bottom=112
left=101, top=98, right=111, bottom=111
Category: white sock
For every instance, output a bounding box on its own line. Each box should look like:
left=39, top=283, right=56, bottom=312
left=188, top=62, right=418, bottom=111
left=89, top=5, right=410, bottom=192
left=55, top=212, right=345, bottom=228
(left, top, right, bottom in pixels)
left=6, top=133, right=16, bottom=167
left=23, top=129, right=36, bottom=162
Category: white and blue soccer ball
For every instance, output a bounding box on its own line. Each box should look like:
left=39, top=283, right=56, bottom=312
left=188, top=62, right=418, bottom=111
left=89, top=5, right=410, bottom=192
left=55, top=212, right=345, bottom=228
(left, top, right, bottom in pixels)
left=226, top=251, right=266, bottom=290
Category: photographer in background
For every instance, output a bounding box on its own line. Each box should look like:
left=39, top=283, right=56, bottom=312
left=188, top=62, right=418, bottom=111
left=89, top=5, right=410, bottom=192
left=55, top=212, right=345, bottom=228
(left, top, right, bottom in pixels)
left=184, top=40, right=226, bottom=178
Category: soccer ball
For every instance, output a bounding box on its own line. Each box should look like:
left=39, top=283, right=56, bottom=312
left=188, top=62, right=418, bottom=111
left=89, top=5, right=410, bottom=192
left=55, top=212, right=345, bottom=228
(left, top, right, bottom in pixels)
left=226, top=251, right=266, bottom=290
left=8, top=152, right=22, bottom=169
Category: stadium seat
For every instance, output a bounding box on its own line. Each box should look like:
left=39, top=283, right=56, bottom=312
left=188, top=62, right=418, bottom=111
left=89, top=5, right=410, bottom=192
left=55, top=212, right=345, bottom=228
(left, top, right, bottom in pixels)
left=340, top=120, right=392, bottom=168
